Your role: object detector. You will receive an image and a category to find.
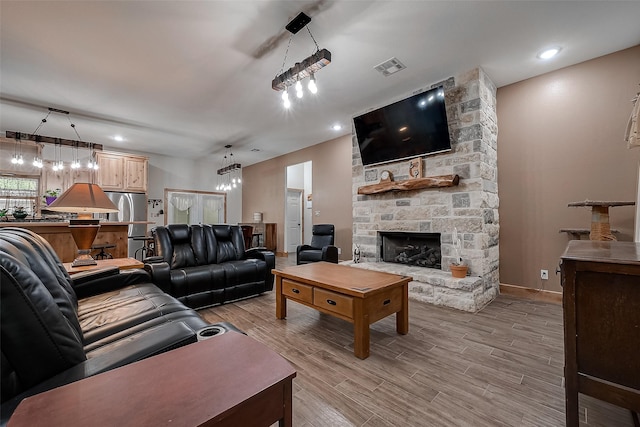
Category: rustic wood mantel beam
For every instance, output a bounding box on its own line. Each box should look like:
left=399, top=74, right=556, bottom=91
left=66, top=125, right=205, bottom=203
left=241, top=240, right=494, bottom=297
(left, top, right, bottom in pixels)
left=357, top=174, right=460, bottom=195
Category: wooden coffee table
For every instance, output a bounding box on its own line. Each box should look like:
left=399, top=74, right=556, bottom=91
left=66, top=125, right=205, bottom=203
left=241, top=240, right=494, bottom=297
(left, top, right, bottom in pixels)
left=274, top=262, right=412, bottom=359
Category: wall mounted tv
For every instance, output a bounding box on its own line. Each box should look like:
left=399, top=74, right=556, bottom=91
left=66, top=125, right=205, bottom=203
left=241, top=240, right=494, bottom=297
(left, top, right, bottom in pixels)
left=353, top=86, right=451, bottom=166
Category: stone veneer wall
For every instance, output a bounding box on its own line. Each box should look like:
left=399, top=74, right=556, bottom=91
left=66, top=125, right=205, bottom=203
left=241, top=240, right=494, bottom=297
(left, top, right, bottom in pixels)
left=351, top=67, right=499, bottom=311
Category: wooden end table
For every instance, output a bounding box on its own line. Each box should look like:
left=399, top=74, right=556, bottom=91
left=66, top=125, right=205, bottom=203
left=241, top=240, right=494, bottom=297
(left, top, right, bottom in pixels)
left=8, top=332, right=297, bottom=427
left=273, top=262, right=412, bottom=359
left=63, top=257, right=143, bottom=274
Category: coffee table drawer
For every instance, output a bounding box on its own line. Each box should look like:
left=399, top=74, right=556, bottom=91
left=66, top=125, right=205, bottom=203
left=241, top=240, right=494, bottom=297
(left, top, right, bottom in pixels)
left=282, top=279, right=313, bottom=303
left=314, top=288, right=353, bottom=318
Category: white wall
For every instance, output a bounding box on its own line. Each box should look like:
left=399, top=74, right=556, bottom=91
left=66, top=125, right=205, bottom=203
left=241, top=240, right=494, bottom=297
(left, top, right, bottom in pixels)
left=145, top=152, right=242, bottom=229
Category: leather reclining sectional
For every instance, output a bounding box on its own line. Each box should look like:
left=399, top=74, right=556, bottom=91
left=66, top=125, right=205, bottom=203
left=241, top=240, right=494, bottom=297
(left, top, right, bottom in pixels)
left=0, top=227, right=239, bottom=424
left=146, top=224, right=275, bottom=309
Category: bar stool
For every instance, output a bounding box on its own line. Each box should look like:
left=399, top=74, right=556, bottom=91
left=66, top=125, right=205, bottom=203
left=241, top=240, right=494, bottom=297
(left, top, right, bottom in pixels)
left=92, top=243, right=116, bottom=260
left=131, top=236, right=155, bottom=261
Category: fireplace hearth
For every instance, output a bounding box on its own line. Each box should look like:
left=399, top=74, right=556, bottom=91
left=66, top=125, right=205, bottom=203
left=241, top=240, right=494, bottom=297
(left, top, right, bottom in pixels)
left=380, top=232, right=441, bottom=268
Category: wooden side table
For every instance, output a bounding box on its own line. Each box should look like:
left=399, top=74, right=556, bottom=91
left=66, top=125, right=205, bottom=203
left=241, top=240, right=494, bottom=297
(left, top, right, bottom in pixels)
left=63, top=257, right=143, bottom=274
left=8, top=332, right=297, bottom=426
left=567, top=200, right=635, bottom=241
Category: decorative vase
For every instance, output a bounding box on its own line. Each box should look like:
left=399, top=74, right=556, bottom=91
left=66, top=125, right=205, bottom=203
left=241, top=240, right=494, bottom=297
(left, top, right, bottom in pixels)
left=45, top=196, right=57, bottom=206
left=450, top=264, right=468, bottom=278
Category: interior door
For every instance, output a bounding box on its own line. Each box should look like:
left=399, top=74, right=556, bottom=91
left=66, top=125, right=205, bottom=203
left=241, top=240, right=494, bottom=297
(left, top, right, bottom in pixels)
left=286, top=189, right=302, bottom=253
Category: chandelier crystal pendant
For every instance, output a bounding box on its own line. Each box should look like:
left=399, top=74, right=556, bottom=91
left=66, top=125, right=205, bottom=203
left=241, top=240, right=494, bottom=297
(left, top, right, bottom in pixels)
left=272, top=12, right=331, bottom=109
left=216, top=145, right=242, bottom=192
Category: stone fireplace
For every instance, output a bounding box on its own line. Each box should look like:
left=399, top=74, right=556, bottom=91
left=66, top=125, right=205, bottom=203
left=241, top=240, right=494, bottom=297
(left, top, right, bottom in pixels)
left=350, top=68, right=499, bottom=312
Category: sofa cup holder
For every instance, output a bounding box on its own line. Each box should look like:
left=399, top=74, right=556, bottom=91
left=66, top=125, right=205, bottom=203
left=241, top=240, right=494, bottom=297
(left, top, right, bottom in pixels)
left=197, top=325, right=227, bottom=341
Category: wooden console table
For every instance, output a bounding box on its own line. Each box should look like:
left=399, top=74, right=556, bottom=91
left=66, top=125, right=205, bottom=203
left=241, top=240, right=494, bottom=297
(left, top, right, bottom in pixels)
left=561, top=240, right=640, bottom=426
left=8, top=331, right=296, bottom=426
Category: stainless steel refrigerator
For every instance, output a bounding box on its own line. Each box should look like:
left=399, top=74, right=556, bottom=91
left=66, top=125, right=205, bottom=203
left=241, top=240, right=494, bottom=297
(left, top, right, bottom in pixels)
left=103, top=192, right=148, bottom=258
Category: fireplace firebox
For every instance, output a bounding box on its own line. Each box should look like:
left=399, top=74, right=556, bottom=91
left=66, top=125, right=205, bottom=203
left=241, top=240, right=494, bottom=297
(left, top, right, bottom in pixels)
left=380, top=232, right=441, bottom=268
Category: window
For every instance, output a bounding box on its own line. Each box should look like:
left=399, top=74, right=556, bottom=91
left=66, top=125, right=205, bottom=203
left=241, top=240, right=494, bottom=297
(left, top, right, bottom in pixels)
left=165, top=189, right=226, bottom=225
left=0, top=176, right=39, bottom=215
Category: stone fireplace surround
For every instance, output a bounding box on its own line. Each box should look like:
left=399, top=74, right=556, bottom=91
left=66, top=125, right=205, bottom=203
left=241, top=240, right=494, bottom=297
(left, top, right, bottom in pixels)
left=350, top=68, right=499, bottom=312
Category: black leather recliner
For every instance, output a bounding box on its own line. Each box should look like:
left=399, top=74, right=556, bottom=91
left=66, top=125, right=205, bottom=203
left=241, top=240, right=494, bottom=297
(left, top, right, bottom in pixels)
left=296, top=224, right=339, bottom=265
left=0, top=227, right=239, bottom=425
left=146, top=224, right=275, bottom=309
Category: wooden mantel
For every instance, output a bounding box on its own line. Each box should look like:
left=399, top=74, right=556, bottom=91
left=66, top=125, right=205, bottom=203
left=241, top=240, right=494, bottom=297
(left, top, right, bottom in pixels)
left=357, top=174, right=459, bottom=195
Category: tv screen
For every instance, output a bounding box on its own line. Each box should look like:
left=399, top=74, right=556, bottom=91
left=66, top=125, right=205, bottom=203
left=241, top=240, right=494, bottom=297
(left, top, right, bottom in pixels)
left=353, top=86, right=451, bottom=166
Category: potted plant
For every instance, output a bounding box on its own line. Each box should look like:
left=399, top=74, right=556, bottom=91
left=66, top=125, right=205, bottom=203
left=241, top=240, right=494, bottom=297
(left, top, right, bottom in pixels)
left=0, top=208, right=8, bottom=221
left=12, top=206, right=28, bottom=220
left=44, top=188, right=61, bottom=206
left=450, top=227, right=468, bottom=278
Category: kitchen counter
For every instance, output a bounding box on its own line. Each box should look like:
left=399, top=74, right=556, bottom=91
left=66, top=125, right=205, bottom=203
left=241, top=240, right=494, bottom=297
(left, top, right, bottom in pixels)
left=0, top=221, right=153, bottom=226
left=0, top=222, right=137, bottom=262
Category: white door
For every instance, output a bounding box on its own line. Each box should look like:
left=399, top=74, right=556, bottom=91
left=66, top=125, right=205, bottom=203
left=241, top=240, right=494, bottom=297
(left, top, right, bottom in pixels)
left=286, top=189, right=302, bottom=253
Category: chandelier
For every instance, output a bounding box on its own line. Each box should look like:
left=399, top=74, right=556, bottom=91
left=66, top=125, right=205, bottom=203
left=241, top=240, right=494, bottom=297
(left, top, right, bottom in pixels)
left=216, top=145, right=242, bottom=192
left=272, top=12, right=331, bottom=109
left=7, top=107, right=103, bottom=171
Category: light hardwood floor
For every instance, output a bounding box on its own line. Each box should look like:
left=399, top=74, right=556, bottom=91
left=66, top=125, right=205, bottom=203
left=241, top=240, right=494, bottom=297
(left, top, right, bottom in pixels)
left=198, top=256, right=634, bottom=427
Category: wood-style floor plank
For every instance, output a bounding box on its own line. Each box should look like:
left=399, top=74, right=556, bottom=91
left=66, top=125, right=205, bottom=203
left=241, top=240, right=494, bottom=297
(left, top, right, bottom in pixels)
left=198, top=255, right=635, bottom=427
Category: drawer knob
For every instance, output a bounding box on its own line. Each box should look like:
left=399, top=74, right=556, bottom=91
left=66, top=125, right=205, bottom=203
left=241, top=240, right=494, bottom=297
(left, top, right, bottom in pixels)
left=292, top=288, right=300, bottom=294
left=327, top=299, right=337, bottom=306
left=383, top=299, right=391, bottom=305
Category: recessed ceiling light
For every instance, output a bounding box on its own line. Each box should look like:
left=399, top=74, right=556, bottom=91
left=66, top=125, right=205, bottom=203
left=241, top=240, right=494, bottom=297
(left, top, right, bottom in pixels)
left=332, top=124, right=342, bottom=131
left=537, top=47, right=561, bottom=60
left=113, top=135, right=124, bottom=142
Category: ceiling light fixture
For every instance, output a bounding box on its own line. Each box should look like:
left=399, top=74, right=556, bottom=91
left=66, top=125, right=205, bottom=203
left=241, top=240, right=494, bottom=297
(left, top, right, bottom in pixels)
left=216, top=145, right=242, bottom=192
left=272, top=12, right=331, bottom=108
left=537, top=47, right=561, bottom=60
left=8, top=107, right=103, bottom=170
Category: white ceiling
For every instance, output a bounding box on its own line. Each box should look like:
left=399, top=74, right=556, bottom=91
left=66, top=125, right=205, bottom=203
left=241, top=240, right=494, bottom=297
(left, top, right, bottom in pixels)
left=1, top=1, right=639, bottom=167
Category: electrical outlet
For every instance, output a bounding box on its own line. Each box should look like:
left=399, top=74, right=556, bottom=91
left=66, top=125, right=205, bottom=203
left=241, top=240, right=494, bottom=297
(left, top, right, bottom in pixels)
left=540, top=269, right=549, bottom=280
left=337, top=247, right=342, bottom=255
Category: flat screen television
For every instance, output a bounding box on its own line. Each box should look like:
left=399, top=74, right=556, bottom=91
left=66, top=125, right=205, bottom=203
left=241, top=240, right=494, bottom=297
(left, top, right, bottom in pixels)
left=353, top=86, right=451, bottom=166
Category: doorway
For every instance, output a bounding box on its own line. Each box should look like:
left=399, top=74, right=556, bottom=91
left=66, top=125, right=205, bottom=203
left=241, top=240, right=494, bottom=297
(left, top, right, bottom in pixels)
left=285, top=161, right=312, bottom=254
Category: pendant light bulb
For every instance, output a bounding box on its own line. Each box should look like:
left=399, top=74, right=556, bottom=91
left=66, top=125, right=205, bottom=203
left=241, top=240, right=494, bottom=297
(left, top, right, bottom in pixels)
left=295, top=80, right=303, bottom=98
left=282, top=88, right=291, bottom=108
left=308, top=73, right=318, bottom=94
left=11, top=154, right=18, bottom=164
left=17, top=154, right=24, bottom=165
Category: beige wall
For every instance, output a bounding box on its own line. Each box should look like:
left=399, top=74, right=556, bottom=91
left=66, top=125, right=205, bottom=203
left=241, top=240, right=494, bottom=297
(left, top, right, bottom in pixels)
left=242, top=134, right=353, bottom=257
left=497, top=45, right=640, bottom=292
left=243, top=46, right=640, bottom=291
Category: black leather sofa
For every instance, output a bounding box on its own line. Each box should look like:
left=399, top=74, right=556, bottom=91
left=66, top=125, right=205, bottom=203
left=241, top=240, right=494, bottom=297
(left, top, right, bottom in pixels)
left=0, top=227, right=238, bottom=424
left=146, top=224, right=275, bottom=309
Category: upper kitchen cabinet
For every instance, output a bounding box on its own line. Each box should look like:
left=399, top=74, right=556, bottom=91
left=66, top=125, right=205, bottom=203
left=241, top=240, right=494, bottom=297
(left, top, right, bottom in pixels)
left=96, top=151, right=148, bottom=193
left=40, top=161, right=92, bottom=197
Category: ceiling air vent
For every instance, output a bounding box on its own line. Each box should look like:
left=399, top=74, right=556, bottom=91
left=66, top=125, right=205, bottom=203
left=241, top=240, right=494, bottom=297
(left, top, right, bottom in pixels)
left=374, top=57, right=406, bottom=76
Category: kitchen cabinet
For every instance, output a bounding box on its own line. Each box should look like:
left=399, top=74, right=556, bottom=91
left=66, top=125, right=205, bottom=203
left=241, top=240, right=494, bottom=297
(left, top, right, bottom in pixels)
left=96, top=151, right=148, bottom=193
left=40, top=161, right=92, bottom=201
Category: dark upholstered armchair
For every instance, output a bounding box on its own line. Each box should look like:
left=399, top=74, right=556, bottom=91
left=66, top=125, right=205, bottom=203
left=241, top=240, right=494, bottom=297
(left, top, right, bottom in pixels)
left=296, top=224, right=339, bottom=265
